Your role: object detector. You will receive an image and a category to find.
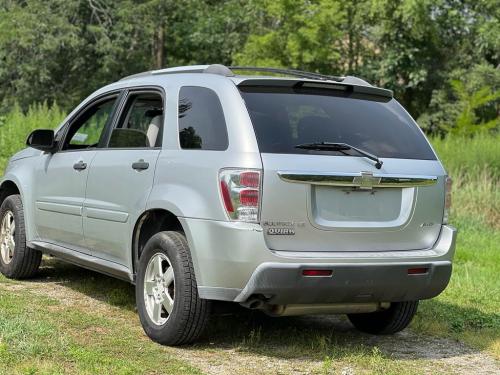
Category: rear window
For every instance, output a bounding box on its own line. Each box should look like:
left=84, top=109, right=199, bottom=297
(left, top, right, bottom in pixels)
left=239, top=86, right=436, bottom=160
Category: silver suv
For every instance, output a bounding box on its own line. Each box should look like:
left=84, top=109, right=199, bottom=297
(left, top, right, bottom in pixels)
left=0, top=65, right=456, bottom=345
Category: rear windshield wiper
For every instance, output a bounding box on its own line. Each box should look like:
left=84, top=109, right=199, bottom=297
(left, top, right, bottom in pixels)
left=295, top=142, right=383, bottom=169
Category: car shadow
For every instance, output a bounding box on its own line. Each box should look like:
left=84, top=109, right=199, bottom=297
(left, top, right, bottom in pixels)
left=27, top=257, right=493, bottom=362
left=29, top=257, right=137, bottom=311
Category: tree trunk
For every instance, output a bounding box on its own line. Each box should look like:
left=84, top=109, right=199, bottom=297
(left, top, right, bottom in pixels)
left=154, top=23, right=165, bottom=69
left=347, top=4, right=354, bottom=73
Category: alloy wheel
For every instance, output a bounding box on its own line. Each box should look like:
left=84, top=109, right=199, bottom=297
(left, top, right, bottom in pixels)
left=143, top=252, right=175, bottom=325
left=0, top=211, right=15, bottom=265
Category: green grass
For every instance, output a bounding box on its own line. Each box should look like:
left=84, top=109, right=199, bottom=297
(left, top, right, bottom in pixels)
left=0, top=271, right=201, bottom=375
left=412, top=134, right=500, bottom=358
left=432, top=133, right=499, bottom=228
left=0, top=261, right=451, bottom=374
left=414, top=221, right=500, bottom=356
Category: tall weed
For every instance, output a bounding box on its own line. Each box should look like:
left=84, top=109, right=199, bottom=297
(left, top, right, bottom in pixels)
left=431, top=134, right=499, bottom=229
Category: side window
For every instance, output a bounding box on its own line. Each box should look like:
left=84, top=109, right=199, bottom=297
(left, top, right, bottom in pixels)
left=109, top=92, right=163, bottom=148
left=63, top=96, right=118, bottom=150
left=178, top=87, right=228, bottom=150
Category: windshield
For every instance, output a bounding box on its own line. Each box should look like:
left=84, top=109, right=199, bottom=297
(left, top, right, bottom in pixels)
left=239, top=86, right=436, bottom=160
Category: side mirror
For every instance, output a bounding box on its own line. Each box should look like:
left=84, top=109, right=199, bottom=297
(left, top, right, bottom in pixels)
left=26, top=129, right=56, bottom=152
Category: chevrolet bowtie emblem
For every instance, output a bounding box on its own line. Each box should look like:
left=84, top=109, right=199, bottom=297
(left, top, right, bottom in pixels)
left=352, top=171, right=381, bottom=189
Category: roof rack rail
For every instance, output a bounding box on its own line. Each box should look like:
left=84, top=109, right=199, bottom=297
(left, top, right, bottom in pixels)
left=229, top=66, right=344, bottom=82
left=120, top=65, right=226, bottom=81
left=120, top=64, right=344, bottom=82
left=120, top=71, right=153, bottom=81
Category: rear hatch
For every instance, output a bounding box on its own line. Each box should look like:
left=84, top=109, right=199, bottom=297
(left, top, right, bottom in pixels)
left=239, top=80, right=446, bottom=252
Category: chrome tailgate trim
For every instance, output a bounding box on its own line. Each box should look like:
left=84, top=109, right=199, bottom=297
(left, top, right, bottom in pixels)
left=277, top=171, right=438, bottom=189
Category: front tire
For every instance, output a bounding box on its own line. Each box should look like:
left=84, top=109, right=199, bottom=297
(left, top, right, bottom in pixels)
left=347, top=301, right=419, bottom=334
left=135, top=231, right=210, bottom=345
left=0, top=194, right=42, bottom=279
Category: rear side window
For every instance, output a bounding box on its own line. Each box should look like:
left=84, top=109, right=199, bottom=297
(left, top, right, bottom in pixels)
left=178, top=86, right=228, bottom=150
left=239, top=86, right=436, bottom=160
left=109, top=92, right=163, bottom=148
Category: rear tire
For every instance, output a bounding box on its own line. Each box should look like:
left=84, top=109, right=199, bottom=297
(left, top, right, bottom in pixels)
left=347, top=301, right=419, bottom=334
left=0, top=194, right=42, bottom=279
left=135, top=231, right=210, bottom=345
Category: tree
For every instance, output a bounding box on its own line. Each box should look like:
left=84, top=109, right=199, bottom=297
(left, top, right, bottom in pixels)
left=233, top=0, right=347, bottom=73
left=0, top=0, right=91, bottom=110
left=0, top=0, right=257, bottom=111
left=0, top=0, right=498, bottom=135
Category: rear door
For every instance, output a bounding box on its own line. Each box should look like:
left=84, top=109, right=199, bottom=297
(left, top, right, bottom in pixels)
left=83, top=88, right=164, bottom=265
left=239, top=82, right=446, bottom=252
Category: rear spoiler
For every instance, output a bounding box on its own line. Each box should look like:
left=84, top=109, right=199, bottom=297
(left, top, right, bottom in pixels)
left=237, top=79, right=393, bottom=100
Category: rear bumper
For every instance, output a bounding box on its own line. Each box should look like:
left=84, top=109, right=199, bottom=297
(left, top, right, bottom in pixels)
left=180, top=217, right=457, bottom=304
left=234, top=261, right=452, bottom=304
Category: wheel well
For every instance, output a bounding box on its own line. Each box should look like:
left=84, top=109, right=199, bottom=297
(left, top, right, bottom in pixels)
left=132, top=209, right=183, bottom=274
left=0, top=181, right=20, bottom=207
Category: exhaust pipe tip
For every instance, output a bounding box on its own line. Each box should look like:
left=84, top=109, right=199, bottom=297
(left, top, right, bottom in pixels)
left=240, top=296, right=265, bottom=310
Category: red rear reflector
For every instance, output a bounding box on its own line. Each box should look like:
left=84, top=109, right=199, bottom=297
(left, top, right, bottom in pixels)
left=407, top=267, right=429, bottom=275
left=239, top=189, right=259, bottom=206
left=302, top=269, right=333, bottom=277
left=220, top=181, right=234, bottom=213
left=239, top=171, right=260, bottom=188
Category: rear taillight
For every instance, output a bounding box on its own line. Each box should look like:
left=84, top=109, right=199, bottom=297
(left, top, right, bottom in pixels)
left=443, top=176, right=452, bottom=224
left=219, top=169, right=261, bottom=222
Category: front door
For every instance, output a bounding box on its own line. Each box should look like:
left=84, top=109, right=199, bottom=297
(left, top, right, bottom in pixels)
left=83, top=89, right=164, bottom=265
left=33, top=94, right=120, bottom=252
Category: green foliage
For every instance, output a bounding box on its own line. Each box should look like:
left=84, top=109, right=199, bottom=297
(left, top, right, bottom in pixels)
left=0, top=0, right=256, bottom=112
left=233, top=0, right=346, bottom=71
left=0, top=103, right=66, bottom=172
left=234, top=0, right=499, bottom=123
left=418, top=64, right=500, bottom=135
left=449, top=80, right=500, bottom=135
left=0, top=1, right=91, bottom=110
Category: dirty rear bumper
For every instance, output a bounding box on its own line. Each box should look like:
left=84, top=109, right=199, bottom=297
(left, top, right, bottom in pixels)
left=234, top=261, right=452, bottom=304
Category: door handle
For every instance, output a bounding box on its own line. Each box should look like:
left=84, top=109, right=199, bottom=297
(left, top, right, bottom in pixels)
left=132, top=159, right=149, bottom=171
left=73, top=160, right=87, bottom=170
